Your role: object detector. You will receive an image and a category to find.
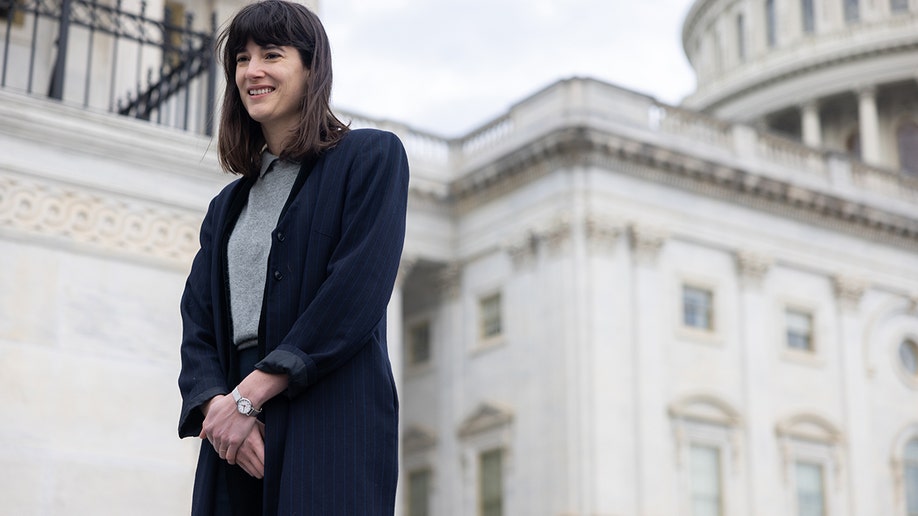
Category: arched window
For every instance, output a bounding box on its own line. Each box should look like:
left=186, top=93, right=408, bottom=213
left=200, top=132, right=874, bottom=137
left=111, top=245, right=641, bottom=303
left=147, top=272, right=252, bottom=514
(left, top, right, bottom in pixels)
left=846, top=131, right=862, bottom=159
left=891, top=0, right=909, bottom=13
left=906, top=439, right=918, bottom=516
left=802, top=0, right=815, bottom=33
left=898, top=122, right=918, bottom=174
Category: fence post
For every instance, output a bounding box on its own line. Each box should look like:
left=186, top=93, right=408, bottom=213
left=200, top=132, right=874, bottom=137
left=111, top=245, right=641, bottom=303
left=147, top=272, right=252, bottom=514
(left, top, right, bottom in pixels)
left=205, top=11, right=217, bottom=136
left=49, top=0, right=73, bottom=99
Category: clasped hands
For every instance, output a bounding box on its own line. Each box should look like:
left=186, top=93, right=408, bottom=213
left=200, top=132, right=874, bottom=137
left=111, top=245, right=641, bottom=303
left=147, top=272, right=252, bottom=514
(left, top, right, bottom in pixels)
left=200, top=394, right=265, bottom=479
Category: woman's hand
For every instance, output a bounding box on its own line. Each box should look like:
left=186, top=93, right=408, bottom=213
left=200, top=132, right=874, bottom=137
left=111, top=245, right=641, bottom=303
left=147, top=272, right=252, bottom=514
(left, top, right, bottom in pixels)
left=236, top=421, right=266, bottom=478
left=199, top=394, right=258, bottom=465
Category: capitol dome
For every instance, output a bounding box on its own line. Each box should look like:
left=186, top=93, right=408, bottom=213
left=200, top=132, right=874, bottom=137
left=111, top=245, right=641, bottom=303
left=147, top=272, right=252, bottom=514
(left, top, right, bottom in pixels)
left=681, top=0, right=918, bottom=173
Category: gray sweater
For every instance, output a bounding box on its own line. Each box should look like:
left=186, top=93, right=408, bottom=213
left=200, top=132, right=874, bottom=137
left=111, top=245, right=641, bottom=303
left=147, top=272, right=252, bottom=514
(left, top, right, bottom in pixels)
left=227, top=152, right=300, bottom=350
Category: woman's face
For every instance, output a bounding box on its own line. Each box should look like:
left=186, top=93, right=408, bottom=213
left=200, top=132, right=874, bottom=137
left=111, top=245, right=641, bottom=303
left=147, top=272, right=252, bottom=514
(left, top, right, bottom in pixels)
left=235, top=39, right=309, bottom=137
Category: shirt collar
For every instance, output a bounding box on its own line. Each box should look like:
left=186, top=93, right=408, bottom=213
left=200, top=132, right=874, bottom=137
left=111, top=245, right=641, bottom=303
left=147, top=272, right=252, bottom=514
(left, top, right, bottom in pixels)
left=259, top=151, right=279, bottom=179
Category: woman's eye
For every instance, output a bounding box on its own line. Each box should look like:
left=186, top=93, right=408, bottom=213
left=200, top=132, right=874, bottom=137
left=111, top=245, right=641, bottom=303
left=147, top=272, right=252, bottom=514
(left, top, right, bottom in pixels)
left=265, top=52, right=281, bottom=60
left=235, top=55, right=249, bottom=64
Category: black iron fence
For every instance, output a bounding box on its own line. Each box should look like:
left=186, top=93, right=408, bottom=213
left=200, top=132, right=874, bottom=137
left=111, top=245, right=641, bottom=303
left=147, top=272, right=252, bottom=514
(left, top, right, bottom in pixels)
left=0, top=0, right=217, bottom=135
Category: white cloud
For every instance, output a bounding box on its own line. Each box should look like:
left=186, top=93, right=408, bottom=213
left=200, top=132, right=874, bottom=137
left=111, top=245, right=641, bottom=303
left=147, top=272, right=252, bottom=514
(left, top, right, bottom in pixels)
left=323, top=0, right=697, bottom=136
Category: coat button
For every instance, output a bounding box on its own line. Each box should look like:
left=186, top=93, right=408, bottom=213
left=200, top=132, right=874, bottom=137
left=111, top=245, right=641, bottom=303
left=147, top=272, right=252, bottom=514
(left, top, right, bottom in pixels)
left=276, top=232, right=285, bottom=242
left=274, top=271, right=283, bottom=280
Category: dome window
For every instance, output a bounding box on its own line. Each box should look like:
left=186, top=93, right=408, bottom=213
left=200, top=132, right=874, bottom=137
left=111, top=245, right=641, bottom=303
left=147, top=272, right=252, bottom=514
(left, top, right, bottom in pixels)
left=897, top=121, right=918, bottom=175
left=901, top=339, right=918, bottom=377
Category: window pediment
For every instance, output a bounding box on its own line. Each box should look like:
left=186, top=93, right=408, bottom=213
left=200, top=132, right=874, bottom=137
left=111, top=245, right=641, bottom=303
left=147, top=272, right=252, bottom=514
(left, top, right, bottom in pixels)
left=403, top=424, right=437, bottom=454
left=669, top=394, right=742, bottom=427
left=776, top=413, right=843, bottom=444
left=458, top=401, right=514, bottom=438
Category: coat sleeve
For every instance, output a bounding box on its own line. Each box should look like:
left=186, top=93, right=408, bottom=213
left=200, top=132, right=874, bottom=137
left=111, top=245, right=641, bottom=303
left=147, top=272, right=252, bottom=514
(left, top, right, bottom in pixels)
left=177, top=195, right=230, bottom=438
left=255, top=130, right=409, bottom=397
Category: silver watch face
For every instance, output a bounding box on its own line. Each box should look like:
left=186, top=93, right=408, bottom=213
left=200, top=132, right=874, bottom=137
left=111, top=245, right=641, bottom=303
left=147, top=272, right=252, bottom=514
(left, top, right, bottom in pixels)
left=237, top=398, right=253, bottom=415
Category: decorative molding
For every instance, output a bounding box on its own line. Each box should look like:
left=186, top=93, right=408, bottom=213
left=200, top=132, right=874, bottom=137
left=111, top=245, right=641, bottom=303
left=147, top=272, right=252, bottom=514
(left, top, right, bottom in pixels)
left=584, top=213, right=625, bottom=253
left=502, top=213, right=573, bottom=268
left=502, top=231, right=539, bottom=269
left=668, top=394, right=743, bottom=427
left=535, top=213, right=572, bottom=255
left=458, top=401, right=514, bottom=438
left=775, top=412, right=845, bottom=486
left=735, top=250, right=772, bottom=288
left=833, top=275, right=868, bottom=311
left=775, top=413, right=843, bottom=445
left=445, top=122, right=918, bottom=253
left=394, top=256, right=417, bottom=289
left=629, top=223, right=668, bottom=265
left=436, top=262, right=462, bottom=300
left=403, top=424, right=437, bottom=454
left=669, top=394, right=743, bottom=469
left=0, top=172, right=201, bottom=269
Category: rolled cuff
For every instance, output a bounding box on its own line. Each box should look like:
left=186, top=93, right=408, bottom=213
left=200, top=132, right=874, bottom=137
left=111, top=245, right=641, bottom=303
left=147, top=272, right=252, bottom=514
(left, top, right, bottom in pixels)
left=255, top=349, right=309, bottom=398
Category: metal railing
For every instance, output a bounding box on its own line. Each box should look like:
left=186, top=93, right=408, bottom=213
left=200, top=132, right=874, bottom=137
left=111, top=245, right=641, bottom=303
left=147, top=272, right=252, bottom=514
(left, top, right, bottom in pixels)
left=0, top=0, right=216, bottom=135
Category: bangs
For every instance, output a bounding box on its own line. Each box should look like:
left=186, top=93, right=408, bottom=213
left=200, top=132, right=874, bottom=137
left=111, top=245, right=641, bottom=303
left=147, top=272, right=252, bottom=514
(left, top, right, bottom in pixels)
left=224, top=1, right=314, bottom=65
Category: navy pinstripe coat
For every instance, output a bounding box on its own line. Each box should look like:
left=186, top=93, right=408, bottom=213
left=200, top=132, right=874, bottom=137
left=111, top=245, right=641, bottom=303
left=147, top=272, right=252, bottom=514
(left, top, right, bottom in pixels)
left=178, top=129, right=407, bottom=515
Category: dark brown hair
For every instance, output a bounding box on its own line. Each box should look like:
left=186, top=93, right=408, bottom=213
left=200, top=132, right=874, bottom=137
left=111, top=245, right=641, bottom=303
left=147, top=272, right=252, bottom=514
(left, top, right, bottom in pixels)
left=216, top=0, right=349, bottom=177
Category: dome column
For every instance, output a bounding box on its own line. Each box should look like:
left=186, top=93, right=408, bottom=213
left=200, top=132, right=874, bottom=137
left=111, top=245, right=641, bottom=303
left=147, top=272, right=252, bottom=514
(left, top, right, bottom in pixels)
left=801, top=100, right=823, bottom=148
left=857, top=86, right=881, bottom=164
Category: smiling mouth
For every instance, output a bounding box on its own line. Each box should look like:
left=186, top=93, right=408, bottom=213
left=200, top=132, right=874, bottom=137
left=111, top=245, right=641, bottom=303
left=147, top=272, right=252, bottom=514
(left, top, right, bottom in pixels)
left=248, top=87, right=274, bottom=96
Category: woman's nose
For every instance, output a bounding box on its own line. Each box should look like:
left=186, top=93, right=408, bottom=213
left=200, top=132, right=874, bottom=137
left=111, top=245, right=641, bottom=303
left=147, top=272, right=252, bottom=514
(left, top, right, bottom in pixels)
left=245, top=59, right=265, bottom=78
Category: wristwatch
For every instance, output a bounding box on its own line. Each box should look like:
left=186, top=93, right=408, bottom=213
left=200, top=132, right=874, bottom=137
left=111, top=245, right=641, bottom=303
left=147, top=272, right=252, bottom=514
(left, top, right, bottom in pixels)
left=232, top=387, right=262, bottom=417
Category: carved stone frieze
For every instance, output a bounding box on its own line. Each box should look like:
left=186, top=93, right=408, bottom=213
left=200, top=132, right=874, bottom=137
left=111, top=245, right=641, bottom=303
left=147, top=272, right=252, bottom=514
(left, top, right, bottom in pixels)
left=0, top=173, right=201, bottom=269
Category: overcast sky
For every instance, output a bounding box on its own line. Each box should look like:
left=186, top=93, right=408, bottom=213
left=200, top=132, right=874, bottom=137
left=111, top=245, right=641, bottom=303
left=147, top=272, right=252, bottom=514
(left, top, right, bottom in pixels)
left=322, top=0, right=698, bottom=137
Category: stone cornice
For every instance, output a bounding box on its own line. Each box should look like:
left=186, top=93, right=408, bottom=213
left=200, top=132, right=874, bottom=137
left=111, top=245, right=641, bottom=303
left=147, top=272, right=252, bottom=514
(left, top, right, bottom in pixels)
left=448, top=125, right=918, bottom=251
left=0, top=89, right=219, bottom=180
left=690, top=38, right=918, bottom=114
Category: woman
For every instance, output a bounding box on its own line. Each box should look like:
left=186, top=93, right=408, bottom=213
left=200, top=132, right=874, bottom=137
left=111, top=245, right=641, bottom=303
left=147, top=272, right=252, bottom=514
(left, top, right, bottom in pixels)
left=177, top=1, right=408, bottom=514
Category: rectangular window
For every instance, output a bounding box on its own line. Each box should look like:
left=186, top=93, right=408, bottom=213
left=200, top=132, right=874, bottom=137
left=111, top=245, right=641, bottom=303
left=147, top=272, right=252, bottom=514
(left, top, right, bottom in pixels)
left=844, top=0, right=860, bottom=22
left=479, top=293, right=502, bottom=340
left=796, top=462, right=826, bottom=516
left=480, top=449, right=503, bottom=516
left=736, top=14, right=746, bottom=60
left=786, top=309, right=814, bottom=352
left=892, top=0, right=910, bottom=13
left=690, top=445, right=722, bottom=516
left=408, top=468, right=432, bottom=516
left=408, top=320, right=431, bottom=366
left=766, top=0, right=777, bottom=47
left=802, top=0, right=815, bottom=33
left=683, top=285, right=714, bottom=331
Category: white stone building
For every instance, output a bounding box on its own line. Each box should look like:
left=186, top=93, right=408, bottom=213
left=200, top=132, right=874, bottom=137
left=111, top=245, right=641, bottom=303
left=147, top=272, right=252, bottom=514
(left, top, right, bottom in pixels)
left=1, top=1, right=918, bottom=515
